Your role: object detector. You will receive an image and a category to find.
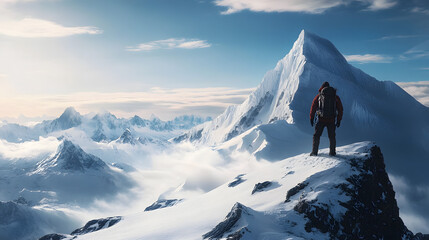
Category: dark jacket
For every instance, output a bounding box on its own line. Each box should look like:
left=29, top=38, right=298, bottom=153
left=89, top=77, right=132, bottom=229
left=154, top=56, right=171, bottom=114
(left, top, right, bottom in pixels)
left=310, top=86, right=343, bottom=123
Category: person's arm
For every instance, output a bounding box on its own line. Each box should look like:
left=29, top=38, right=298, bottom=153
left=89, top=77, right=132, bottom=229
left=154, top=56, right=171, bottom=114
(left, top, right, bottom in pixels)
left=310, top=95, right=319, bottom=121
left=336, top=96, right=343, bottom=122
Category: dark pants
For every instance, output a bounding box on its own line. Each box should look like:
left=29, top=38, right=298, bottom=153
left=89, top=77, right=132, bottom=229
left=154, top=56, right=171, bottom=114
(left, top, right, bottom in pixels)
left=312, top=122, right=336, bottom=155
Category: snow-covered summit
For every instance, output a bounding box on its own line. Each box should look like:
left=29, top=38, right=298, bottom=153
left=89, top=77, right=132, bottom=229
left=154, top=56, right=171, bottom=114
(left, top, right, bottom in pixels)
left=41, top=107, right=83, bottom=132
left=176, top=31, right=429, bottom=182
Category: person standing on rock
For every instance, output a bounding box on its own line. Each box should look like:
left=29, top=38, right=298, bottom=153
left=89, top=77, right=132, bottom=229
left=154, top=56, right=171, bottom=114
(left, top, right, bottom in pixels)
left=309, top=81, right=343, bottom=156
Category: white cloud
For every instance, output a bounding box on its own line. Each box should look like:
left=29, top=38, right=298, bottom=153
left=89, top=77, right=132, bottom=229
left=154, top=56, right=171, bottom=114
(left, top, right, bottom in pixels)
left=401, top=40, right=429, bottom=60
left=0, top=87, right=255, bottom=121
left=361, top=0, right=397, bottom=11
left=411, top=7, right=429, bottom=15
left=213, top=0, right=397, bottom=14
left=377, top=35, right=419, bottom=41
left=127, top=38, right=211, bottom=52
left=0, top=136, right=59, bottom=160
left=389, top=174, right=429, bottom=233
left=0, top=17, right=102, bottom=38
left=1, top=0, right=39, bottom=3
left=396, top=81, right=429, bottom=107
left=344, top=54, right=392, bottom=63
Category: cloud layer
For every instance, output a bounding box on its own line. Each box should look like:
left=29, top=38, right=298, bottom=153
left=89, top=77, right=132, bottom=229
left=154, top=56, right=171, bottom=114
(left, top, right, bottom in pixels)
left=0, top=87, right=254, bottom=121
left=0, top=18, right=102, bottom=38
left=127, top=38, right=211, bottom=52
left=397, top=81, right=429, bottom=107
left=344, top=54, right=392, bottom=63
left=214, top=0, right=397, bottom=14
left=1, top=81, right=426, bottom=122
left=390, top=174, right=429, bottom=233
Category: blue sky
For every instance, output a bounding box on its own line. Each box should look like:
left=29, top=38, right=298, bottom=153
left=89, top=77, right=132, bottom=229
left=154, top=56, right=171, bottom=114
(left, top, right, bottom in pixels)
left=0, top=0, right=428, bottom=119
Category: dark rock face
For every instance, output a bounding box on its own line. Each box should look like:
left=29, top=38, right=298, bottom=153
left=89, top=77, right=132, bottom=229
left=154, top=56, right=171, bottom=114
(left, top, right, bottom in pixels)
left=60, top=141, right=107, bottom=171
left=285, top=181, right=308, bottom=202
left=226, top=227, right=251, bottom=240
left=251, top=181, right=272, bottom=194
left=117, top=129, right=136, bottom=144
left=39, top=216, right=121, bottom=239
left=294, top=146, right=416, bottom=239
left=294, top=200, right=339, bottom=234
left=38, top=233, right=72, bottom=240
left=144, top=199, right=182, bottom=211
left=173, top=129, right=203, bottom=143
left=228, top=174, right=246, bottom=188
left=91, top=128, right=108, bottom=142
left=415, top=233, right=429, bottom=240
left=203, top=202, right=249, bottom=240
left=226, top=92, right=274, bottom=141
left=13, top=196, right=29, bottom=205
left=172, top=133, right=188, bottom=143
left=70, top=216, right=122, bottom=235
left=190, top=129, right=203, bottom=141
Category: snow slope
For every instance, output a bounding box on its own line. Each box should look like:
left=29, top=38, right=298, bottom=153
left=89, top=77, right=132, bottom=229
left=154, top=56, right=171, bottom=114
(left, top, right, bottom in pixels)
left=42, top=142, right=421, bottom=239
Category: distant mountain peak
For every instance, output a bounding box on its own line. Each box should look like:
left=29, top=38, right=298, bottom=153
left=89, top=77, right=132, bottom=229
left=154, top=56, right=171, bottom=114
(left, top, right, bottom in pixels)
left=42, top=107, right=82, bottom=132
left=61, top=107, right=79, bottom=116
left=33, top=139, right=107, bottom=174
left=117, top=128, right=136, bottom=144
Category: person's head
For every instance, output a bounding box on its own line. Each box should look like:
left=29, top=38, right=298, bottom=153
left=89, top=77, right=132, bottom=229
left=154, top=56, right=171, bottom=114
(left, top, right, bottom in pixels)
left=319, top=81, right=330, bottom=92
left=321, top=81, right=330, bottom=88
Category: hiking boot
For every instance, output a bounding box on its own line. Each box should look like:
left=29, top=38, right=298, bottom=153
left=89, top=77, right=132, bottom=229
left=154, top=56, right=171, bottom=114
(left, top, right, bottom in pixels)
left=310, top=152, right=318, bottom=156
left=329, top=151, right=336, bottom=156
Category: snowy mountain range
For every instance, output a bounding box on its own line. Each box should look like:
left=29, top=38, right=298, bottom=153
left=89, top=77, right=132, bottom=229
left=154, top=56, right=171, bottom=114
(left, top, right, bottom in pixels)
left=1, top=30, right=428, bottom=240
left=0, top=108, right=211, bottom=143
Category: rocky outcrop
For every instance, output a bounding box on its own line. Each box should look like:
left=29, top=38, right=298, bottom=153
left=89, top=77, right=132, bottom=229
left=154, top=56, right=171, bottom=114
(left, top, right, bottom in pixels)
left=71, top=216, right=122, bottom=235
left=39, top=216, right=122, bottom=240
left=251, top=181, right=272, bottom=194
left=38, top=233, right=72, bottom=240
left=293, top=146, right=415, bottom=239
left=285, top=181, right=308, bottom=202
left=144, top=199, right=182, bottom=211
left=203, top=203, right=250, bottom=240
left=228, top=174, right=246, bottom=188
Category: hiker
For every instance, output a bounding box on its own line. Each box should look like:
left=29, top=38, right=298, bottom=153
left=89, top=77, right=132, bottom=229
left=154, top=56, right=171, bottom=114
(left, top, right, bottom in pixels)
left=309, top=81, right=343, bottom=156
